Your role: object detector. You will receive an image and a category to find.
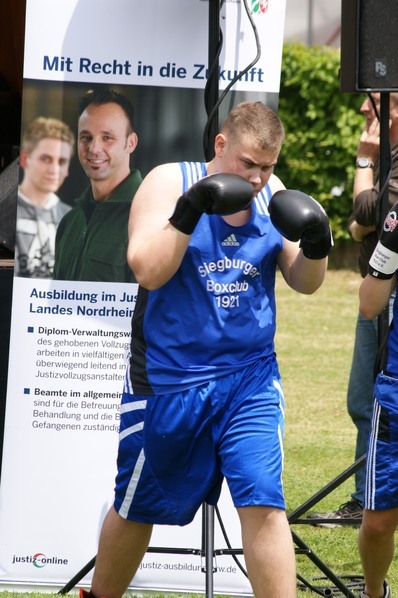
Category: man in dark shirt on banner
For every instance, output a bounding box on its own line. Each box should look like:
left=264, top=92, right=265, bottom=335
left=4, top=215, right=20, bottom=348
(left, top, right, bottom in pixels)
left=54, top=88, right=141, bottom=282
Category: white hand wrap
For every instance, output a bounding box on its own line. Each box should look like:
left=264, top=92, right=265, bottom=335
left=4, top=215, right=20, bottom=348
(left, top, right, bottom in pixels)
left=368, top=241, right=398, bottom=279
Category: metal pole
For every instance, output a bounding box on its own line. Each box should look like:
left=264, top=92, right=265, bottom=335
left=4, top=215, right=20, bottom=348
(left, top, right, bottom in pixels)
left=205, top=0, right=220, bottom=160
left=307, top=0, right=313, bottom=46
left=204, top=503, right=215, bottom=598
left=378, top=92, right=391, bottom=346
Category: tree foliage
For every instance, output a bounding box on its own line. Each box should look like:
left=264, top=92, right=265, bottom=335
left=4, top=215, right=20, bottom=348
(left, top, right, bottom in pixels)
left=276, top=43, right=365, bottom=243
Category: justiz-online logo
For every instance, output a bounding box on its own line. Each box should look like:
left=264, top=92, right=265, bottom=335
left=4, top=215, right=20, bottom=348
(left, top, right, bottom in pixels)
left=12, top=553, right=69, bottom=568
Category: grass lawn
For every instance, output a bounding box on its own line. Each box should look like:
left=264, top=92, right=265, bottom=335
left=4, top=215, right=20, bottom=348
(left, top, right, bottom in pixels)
left=1, top=269, right=397, bottom=597
left=279, top=268, right=368, bottom=596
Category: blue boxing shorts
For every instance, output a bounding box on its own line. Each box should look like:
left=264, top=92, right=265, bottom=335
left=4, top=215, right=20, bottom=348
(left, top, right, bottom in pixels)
left=114, top=355, right=286, bottom=526
left=364, top=372, right=398, bottom=510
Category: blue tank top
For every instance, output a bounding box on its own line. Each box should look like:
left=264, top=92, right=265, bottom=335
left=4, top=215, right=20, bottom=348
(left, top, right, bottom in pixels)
left=128, top=161, right=284, bottom=395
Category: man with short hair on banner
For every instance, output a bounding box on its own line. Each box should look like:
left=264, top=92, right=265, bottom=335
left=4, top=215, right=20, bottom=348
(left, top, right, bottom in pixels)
left=53, top=88, right=142, bottom=282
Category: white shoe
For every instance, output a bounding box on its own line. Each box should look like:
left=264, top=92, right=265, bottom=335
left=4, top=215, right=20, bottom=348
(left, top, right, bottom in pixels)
left=360, top=582, right=391, bottom=598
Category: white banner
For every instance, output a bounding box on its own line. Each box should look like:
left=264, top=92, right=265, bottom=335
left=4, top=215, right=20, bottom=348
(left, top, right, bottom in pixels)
left=23, top=0, right=286, bottom=93
left=0, top=0, right=286, bottom=593
left=0, top=278, right=251, bottom=593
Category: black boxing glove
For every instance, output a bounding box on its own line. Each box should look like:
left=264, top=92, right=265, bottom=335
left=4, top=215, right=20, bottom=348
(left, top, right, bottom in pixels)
left=368, top=202, right=398, bottom=279
left=269, top=189, right=332, bottom=259
left=169, top=173, right=253, bottom=235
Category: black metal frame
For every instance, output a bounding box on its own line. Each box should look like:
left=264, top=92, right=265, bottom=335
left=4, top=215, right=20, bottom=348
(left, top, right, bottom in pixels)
left=58, top=457, right=366, bottom=597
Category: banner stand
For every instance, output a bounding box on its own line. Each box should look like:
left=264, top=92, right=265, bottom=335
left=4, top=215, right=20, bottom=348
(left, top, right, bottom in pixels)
left=58, top=504, right=220, bottom=598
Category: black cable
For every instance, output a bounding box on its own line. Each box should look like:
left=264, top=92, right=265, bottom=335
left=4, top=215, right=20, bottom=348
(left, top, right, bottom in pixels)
left=205, top=3, right=262, bottom=571
left=204, top=2, right=224, bottom=118
left=368, top=92, right=380, bottom=120
left=215, top=505, right=248, bottom=578
left=204, top=27, right=223, bottom=119
left=203, top=0, right=262, bottom=158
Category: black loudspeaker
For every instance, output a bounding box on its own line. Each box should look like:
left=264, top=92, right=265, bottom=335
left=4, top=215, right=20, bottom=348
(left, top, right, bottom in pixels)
left=340, top=0, right=398, bottom=92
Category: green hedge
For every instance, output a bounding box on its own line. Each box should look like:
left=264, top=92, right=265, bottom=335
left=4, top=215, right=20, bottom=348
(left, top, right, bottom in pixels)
left=276, top=43, right=365, bottom=245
